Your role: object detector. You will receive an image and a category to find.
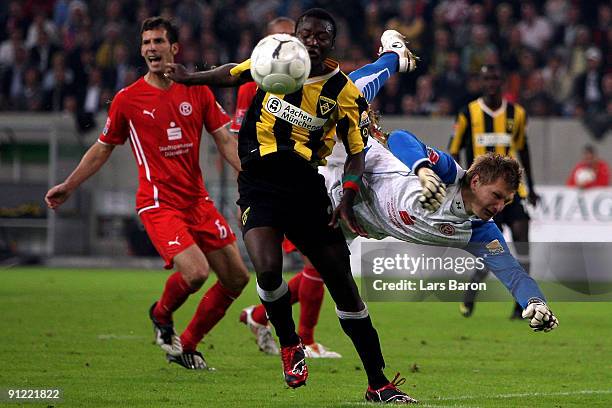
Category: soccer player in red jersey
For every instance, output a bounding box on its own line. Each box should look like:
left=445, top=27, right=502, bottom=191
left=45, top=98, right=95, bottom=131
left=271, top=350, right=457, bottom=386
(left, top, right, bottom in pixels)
left=44, top=17, right=249, bottom=370
left=232, top=16, right=340, bottom=359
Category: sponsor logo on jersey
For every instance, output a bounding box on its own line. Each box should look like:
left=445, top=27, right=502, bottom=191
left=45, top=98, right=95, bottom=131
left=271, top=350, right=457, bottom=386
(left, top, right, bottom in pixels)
left=265, top=95, right=326, bottom=131
left=426, top=147, right=440, bottom=164
left=485, top=239, right=505, bottom=255
left=103, top=117, right=111, bottom=135
left=439, top=223, right=455, bottom=236
left=475, top=132, right=512, bottom=147
left=318, top=96, right=337, bottom=116
left=167, top=122, right=182, bottom=141
left=179, top=102, right=192, bottom=116
left=398, top=210, right=415, bottom=225
left=143, top=108, right=156, bottom=119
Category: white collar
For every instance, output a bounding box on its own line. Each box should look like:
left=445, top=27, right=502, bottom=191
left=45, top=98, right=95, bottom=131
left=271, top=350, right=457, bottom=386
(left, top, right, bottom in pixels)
left=477, top=97, right=507, bottom=117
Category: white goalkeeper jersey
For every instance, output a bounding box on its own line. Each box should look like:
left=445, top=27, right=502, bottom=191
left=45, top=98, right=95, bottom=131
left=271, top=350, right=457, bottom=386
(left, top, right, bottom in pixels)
left=320, top=129, right=547, bottom=306
left=324, top=138, right=472, bottom=246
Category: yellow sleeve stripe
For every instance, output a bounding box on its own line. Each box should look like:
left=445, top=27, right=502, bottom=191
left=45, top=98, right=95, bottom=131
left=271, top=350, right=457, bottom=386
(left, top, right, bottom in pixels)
left=514, top=105, right=527, bottom=150
left=230, top=59, right=251, bottom=77
left=449, top=113, right=467, bottom=155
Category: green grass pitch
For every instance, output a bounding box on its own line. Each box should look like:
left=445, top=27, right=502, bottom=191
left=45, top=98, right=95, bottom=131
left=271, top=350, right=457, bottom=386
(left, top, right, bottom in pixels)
left=1, top=267, right=611, bottom=407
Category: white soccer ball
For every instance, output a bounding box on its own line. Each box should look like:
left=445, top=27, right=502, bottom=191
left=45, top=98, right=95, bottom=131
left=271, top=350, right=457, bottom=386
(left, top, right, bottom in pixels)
left=250, top=33, right=311, bottom=95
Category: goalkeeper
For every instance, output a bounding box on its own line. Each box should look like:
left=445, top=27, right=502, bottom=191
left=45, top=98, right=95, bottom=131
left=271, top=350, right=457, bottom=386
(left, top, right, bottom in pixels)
left=319, top=120, right=559, bottom=333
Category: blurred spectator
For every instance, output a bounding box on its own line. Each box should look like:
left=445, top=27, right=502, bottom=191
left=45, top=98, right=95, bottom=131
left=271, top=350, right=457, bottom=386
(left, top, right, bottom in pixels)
left=541, top=50, right=573, bottom=112
left=0, top=45, right=28, bottom=109
left=517, top=2, right=553, bottom=51
left=558, top=4, right=581, bottom=47
left=521, top=71, right=557, bottom=116
left=176, top=0, right=206, bottom=35
left=545, top=0, right=570, bottom=29
left=95, top=23, right=124, bottom=70
left=378, top=74, right=403, bottom=114
left=428, top=28, right=452, bottom=77
left=494, top=3, right=515, bottom=47
left=506, top=47, right=538, bottom=103
left=42, top=52, right=74, bottom=111
left=566, top=145, right=610, bottom=188
left=386, top=0, right=425, bottom=53
left=572, top=47, right=605, bottom=116
left=434, top=50, right=466, bottom=112
left=499, top=26, right=522, bottom=73
left=567, top=25, right=591, bottom=78
left=461, top=25, right=497, bottom=74
left=103, top=43, right=131, bottom=91
left=592, top=4, right=611, bottom=51
left=0, top=27, right=24, bottom=67
left=582, top=72, right=612, bottom=140
left=25, top=10, right=59, bottom=49
left=18, top=66, right=44, bottom=111
left=414, top=74, right=437, bottom=115
left=29, top=27, right=60, bottom=72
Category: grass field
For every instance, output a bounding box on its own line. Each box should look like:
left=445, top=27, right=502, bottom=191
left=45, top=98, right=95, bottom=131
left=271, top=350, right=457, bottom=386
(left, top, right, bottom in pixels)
left=1, top=267, right=611, bottom=407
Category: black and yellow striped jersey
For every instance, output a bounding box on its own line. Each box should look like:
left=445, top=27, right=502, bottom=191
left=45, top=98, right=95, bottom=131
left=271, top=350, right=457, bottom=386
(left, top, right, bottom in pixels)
left=230, top=58, right=369, bottom=166
left=449, top=97, right=528, bottom=197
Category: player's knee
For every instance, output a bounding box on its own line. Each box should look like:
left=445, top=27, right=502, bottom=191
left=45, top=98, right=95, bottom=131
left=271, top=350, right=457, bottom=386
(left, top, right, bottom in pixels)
left=183, top=265, right=209, bottom=289
left=256, top=270, right=283, bottom=291
left=228, top=266, right=250, bottom=292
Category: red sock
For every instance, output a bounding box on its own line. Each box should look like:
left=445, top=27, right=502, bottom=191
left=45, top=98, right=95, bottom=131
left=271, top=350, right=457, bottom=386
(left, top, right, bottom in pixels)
left=154, top=272, right=197, bottom=325
left=181, top=282, right=241, bottom=351
left=297, top=265, right=324, bottom=345
left=251, top=271, right=303, bottom=326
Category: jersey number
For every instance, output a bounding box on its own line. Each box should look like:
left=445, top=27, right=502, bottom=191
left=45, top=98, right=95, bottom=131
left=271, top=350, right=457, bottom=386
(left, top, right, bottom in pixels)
left=215, top=219, right=228, bottom=239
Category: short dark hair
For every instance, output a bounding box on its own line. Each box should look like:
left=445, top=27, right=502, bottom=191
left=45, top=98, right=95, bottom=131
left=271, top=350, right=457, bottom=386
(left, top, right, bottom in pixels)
left=140, top=16, right=178, bottom=44
left=465, top=153, right=522, bottom=191
left=296, top=8, right=337, bottom=39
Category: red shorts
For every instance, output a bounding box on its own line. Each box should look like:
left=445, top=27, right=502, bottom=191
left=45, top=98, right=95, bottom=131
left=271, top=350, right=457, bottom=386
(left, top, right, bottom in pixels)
left=282, top=237, right=297, bottom=254
left=139, top=200, right=236, bottom=269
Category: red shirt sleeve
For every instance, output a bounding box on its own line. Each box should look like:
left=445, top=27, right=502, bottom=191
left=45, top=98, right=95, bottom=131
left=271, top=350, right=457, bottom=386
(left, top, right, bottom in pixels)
left=230, top=82, right=257, bottom=133
left=199, top=86, right=231, bottom=134
left=98, top=90, right=129, bottom=145
left=595, top=161, right=610, bottom=187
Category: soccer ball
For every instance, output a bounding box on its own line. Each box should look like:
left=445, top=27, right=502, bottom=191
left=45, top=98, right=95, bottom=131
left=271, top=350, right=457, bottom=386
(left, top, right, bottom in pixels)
left=250, top=33, right=311, bottom=95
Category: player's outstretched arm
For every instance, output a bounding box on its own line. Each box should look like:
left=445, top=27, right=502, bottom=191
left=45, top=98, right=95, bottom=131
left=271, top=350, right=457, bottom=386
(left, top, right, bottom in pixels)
left=211, top=127, right=241, bottom=172
left=330, top=150, right=368, bottom=237
left=165, top=63, right=244, bottom=87
left=467, top=222, right=559, bottom=332
left=45, top=142, right=115, bottom=209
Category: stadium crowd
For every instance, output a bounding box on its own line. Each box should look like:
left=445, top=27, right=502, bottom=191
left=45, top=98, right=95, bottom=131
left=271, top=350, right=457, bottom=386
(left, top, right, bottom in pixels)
left=0, top=0, right=610, bottom=127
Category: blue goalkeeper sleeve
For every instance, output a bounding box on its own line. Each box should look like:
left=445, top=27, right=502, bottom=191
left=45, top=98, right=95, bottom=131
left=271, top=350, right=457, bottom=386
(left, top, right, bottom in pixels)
left=348, top=53, right=398, bottom=103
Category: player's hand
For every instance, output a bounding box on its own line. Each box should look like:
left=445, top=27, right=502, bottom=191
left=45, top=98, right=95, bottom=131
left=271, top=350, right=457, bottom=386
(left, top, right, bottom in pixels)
left=330, top=191, right=368, bottom=237
left=528, top=191, right=540, bottom=206
left=164, top=63, right=191, bottom=84
left=416, top=167, right=446, bottom=212
left=45, top=183, right=73, bottom=210
left=521, top=298, right=559, bottom=332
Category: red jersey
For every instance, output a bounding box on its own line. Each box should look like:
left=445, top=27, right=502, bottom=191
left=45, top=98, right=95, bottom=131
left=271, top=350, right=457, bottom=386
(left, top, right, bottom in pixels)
left=99, top=77, right=230, bottom=213
left=230, top=81, right=257, bottom=133
left=566, top=160, right=610, bottom=188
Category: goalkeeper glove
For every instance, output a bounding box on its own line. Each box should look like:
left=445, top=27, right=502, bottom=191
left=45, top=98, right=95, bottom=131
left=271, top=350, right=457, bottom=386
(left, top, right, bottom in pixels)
left=416, top=167, right=446, bottom=211
left=521, top=298, right=559, bottom=332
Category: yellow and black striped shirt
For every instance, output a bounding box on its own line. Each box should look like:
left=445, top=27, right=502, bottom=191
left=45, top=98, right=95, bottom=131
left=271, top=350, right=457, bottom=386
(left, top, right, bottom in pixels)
left=230, top=58, right=369, bottom=165
left=449, top=98, right=528, bottom=197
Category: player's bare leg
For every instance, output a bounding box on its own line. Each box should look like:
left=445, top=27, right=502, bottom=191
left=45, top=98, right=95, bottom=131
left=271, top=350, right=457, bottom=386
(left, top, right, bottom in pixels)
left=150, top=244, right=209, bottom=356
